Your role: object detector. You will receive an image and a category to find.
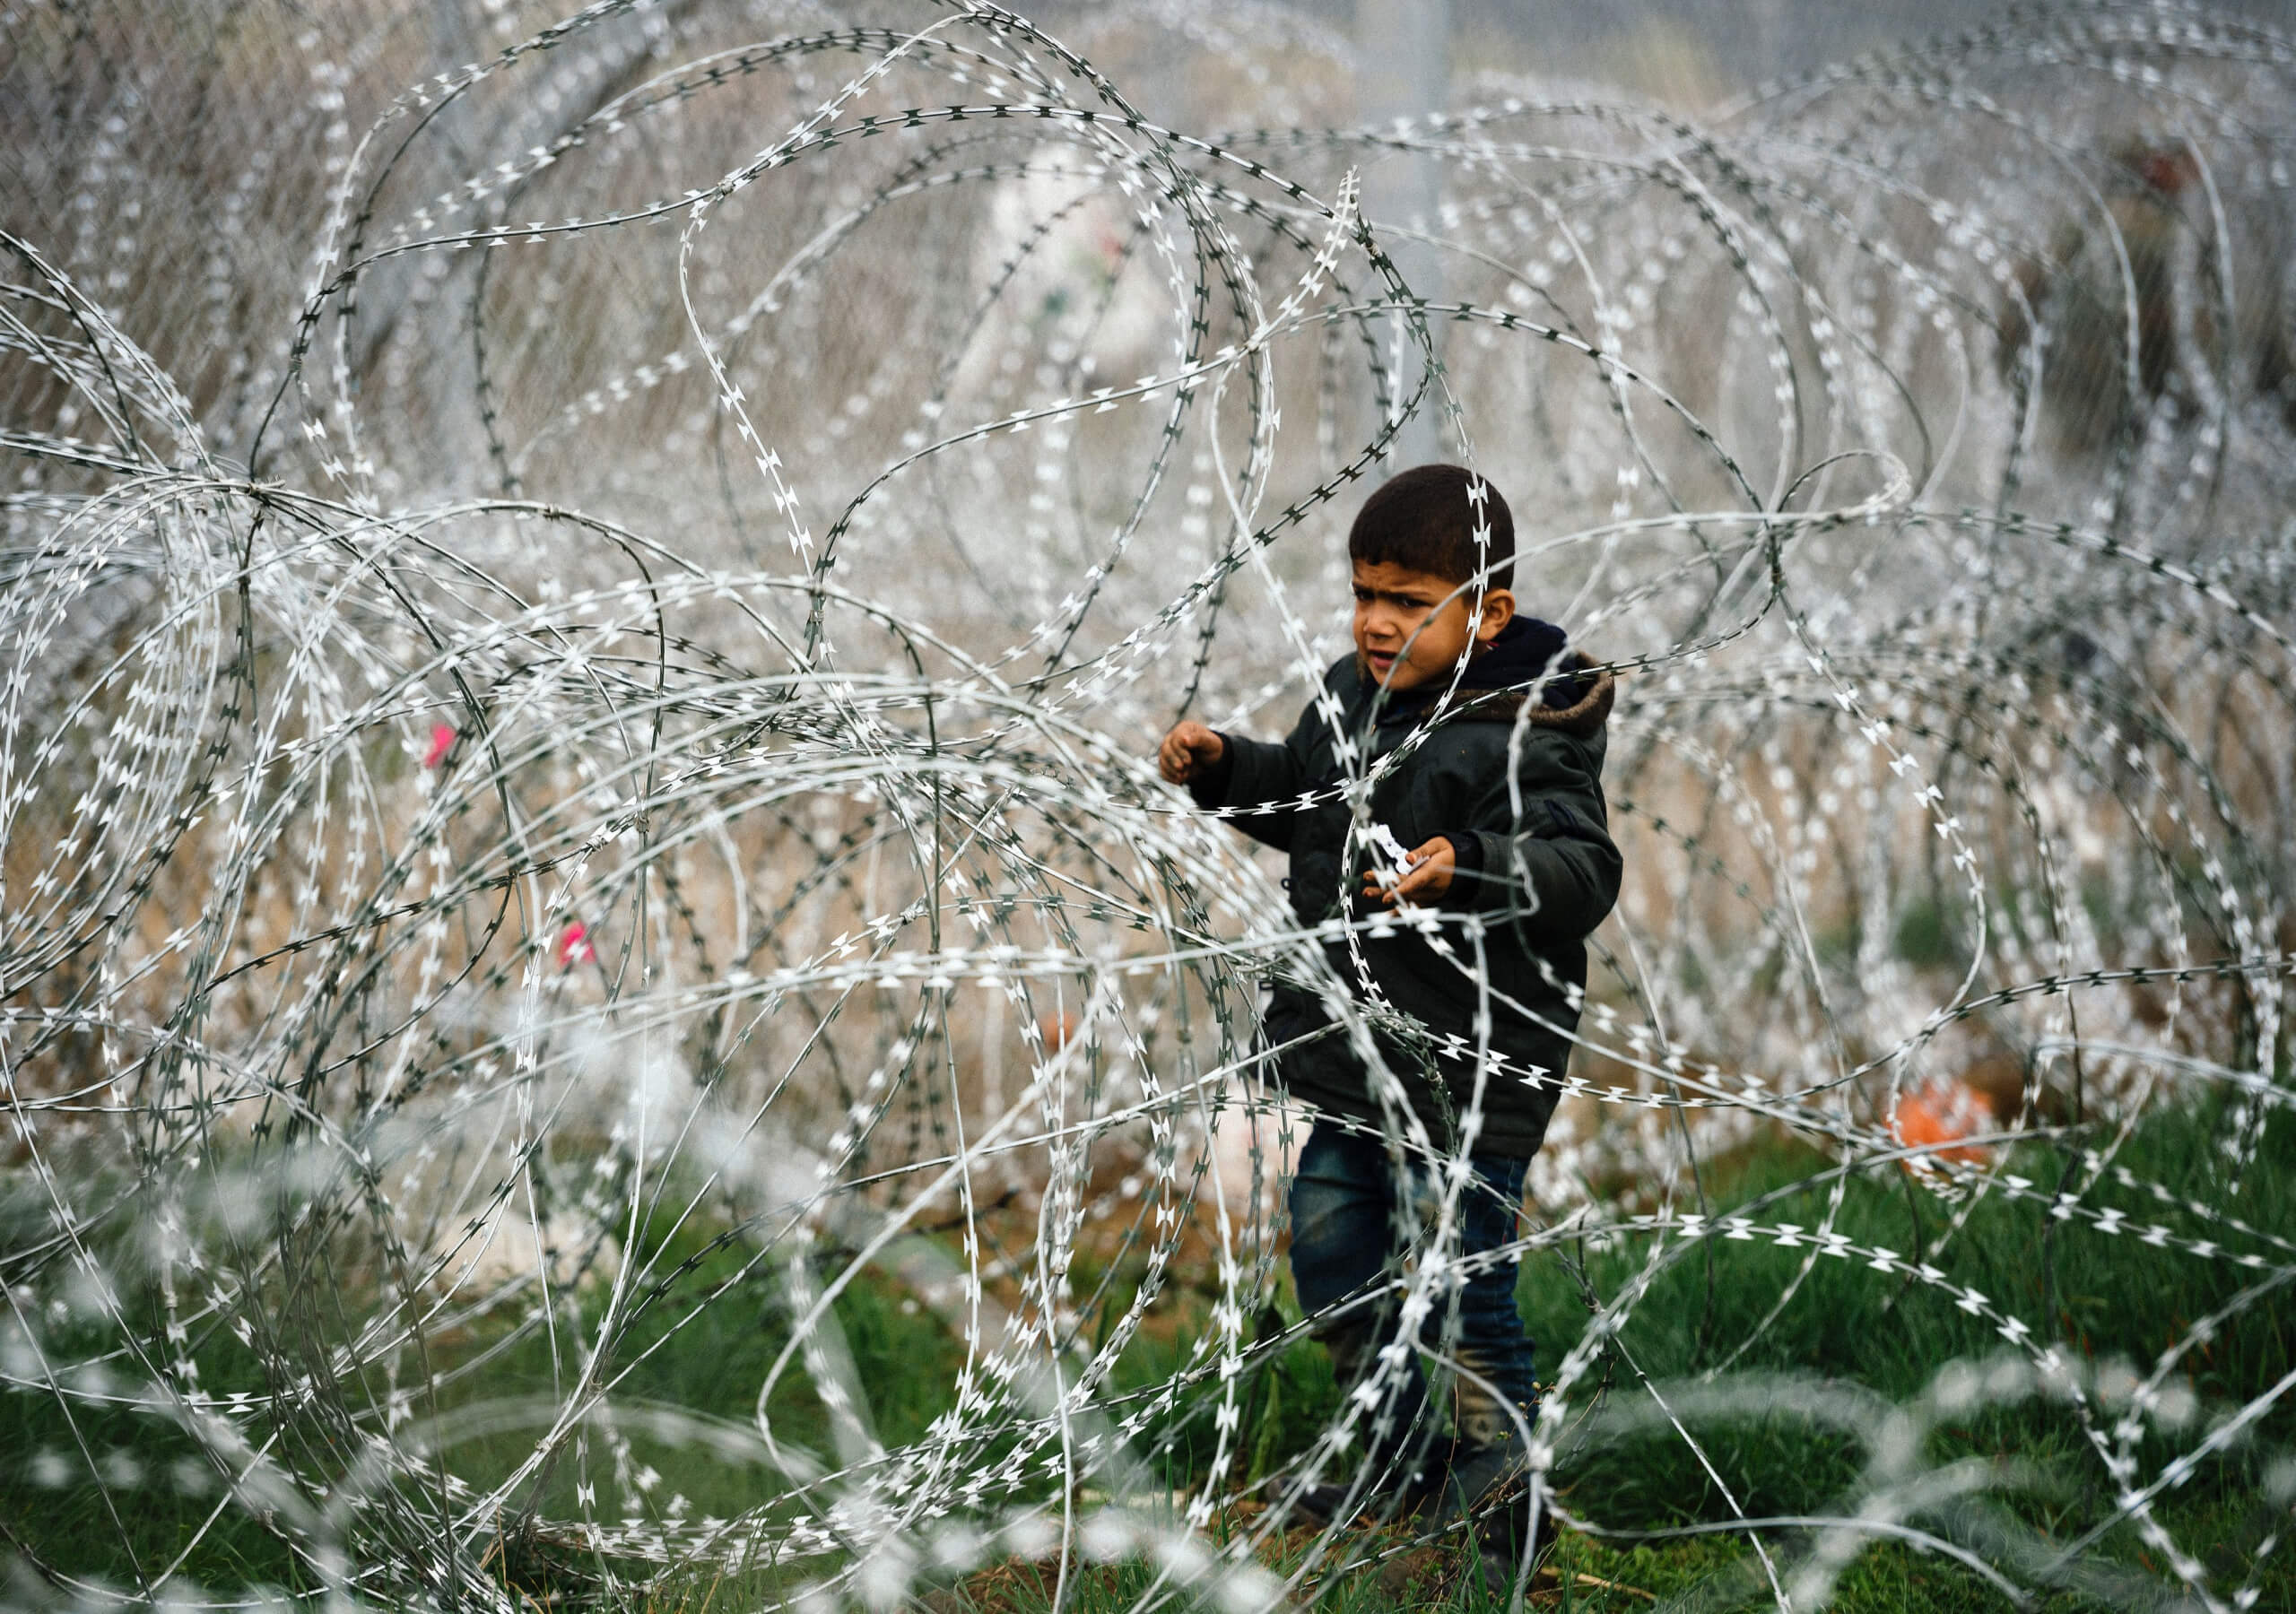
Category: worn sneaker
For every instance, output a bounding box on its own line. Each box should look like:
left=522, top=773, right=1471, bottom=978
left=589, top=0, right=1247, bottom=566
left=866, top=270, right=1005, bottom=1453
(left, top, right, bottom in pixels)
left=1286, top=1480, right=1380, bottom=1528
left=1411, top=1434, right=1554, bottom=1597
left=1469, top=1475, right=1551, bottom=1601
left=1283, top=1444, right=1448, bottom=1529
left=1419, top=1433, right=1525, bottom=1527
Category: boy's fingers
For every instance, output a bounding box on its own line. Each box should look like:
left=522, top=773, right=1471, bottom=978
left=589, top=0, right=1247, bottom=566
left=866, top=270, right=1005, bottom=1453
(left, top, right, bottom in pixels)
left=1386, top=842, right=1452, bottom=901
left=1157, top=724, right=1218, bottom=784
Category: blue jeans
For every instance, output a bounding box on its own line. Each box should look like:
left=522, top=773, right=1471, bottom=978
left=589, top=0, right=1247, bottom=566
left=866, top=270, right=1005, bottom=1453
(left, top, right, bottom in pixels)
left=1287, top=1118, right=1538, bottom=1461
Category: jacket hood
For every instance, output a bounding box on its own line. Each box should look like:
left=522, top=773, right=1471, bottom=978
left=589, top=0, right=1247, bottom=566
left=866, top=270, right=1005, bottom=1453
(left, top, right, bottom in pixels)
left=1464, top=615, right=1574, bottom=693
left=1361, top=616, right=1615, bottom=739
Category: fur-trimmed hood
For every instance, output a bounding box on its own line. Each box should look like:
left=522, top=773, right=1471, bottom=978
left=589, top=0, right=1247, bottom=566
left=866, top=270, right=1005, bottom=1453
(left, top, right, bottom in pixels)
left=1362, top=616, right=1616, bottom=739
left=1444, top=650, right=1615, bottom=737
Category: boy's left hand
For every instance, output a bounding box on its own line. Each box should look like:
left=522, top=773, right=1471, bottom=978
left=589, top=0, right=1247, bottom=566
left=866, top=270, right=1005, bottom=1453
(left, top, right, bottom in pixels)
left=1364, top=837, right=1456, bottom=906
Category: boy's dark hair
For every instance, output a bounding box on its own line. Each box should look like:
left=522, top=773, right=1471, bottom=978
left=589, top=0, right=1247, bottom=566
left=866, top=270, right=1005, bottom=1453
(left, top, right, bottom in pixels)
left=1347, top=463, right=1515, bottom=592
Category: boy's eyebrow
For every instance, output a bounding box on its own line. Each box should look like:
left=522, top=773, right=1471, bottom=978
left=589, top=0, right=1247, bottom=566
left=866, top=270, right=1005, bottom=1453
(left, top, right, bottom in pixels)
left=1352, top=582, right=1447, bottom=605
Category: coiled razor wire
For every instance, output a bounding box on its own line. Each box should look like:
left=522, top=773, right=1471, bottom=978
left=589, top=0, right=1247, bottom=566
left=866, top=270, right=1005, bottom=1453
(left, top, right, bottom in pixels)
left=2, top=1, right=2293, bottom=1608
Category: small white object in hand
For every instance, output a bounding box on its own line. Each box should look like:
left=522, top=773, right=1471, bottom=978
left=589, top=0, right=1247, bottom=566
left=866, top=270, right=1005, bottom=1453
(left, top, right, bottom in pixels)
left=1362, top=821, right=1415, bottom=898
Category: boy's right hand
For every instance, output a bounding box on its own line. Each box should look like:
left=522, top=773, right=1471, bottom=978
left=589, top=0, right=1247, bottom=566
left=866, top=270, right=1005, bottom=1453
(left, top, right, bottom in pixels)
left=1157, top=721, right=1226, bottom=785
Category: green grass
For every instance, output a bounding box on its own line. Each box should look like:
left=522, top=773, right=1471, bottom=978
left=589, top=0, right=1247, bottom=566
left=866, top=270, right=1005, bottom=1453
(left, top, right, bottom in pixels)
left=0, top=1301, right=309, bottom=1592
left=1127, top=1098, right=2293, bottom=1609
left=3, top=1100, right=2289, bottom=1609
left=1505, top=1098, right=2294, bottom=1608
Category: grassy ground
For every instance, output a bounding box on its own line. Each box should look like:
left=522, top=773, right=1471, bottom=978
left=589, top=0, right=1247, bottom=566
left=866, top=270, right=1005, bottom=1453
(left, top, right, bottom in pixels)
left=1517, top=1098, right=2293, bottom=1575
left=3, top=1099, right=2288, bottom=1610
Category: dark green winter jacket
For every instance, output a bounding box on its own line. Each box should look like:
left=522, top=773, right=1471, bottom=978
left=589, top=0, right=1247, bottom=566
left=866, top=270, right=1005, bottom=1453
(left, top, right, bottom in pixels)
left=1192, top=619, right=1620, bottom=1156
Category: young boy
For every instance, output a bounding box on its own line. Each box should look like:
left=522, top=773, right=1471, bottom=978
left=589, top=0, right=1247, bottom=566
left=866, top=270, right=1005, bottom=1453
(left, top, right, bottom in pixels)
left=1157, top=464, right=1619, bottom=1574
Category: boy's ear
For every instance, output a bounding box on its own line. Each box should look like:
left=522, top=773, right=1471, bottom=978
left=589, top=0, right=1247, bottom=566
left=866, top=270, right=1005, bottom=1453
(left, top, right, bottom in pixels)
left=1474, top=586, right=1517, bottom=643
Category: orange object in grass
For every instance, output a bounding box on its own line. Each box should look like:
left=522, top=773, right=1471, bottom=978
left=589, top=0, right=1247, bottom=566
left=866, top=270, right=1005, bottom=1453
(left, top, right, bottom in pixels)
left=1891, top=1080, right=1994, bottom=1167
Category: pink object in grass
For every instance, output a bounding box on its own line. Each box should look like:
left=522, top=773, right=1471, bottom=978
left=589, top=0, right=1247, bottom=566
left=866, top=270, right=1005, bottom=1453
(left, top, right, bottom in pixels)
left=423, top=722, right=457, bottom=768
left=557, top=923, right=595, bottom=967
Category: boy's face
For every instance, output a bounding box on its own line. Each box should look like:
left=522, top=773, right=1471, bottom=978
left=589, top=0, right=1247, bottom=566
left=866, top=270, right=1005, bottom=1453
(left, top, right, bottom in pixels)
left=1351, top=560, right=1516, bottom=691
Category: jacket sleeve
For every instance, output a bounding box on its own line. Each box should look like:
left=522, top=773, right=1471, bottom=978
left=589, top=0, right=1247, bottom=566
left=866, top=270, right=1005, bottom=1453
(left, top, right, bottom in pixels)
left=1445, top=733, right=1621, bottom=941
left=1187, top=681, right=1335, bottom=852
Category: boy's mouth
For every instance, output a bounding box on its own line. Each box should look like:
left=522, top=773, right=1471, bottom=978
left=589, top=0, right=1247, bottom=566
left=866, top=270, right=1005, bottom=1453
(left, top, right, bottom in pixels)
left=1364, top=650, right=1396, bottom=679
